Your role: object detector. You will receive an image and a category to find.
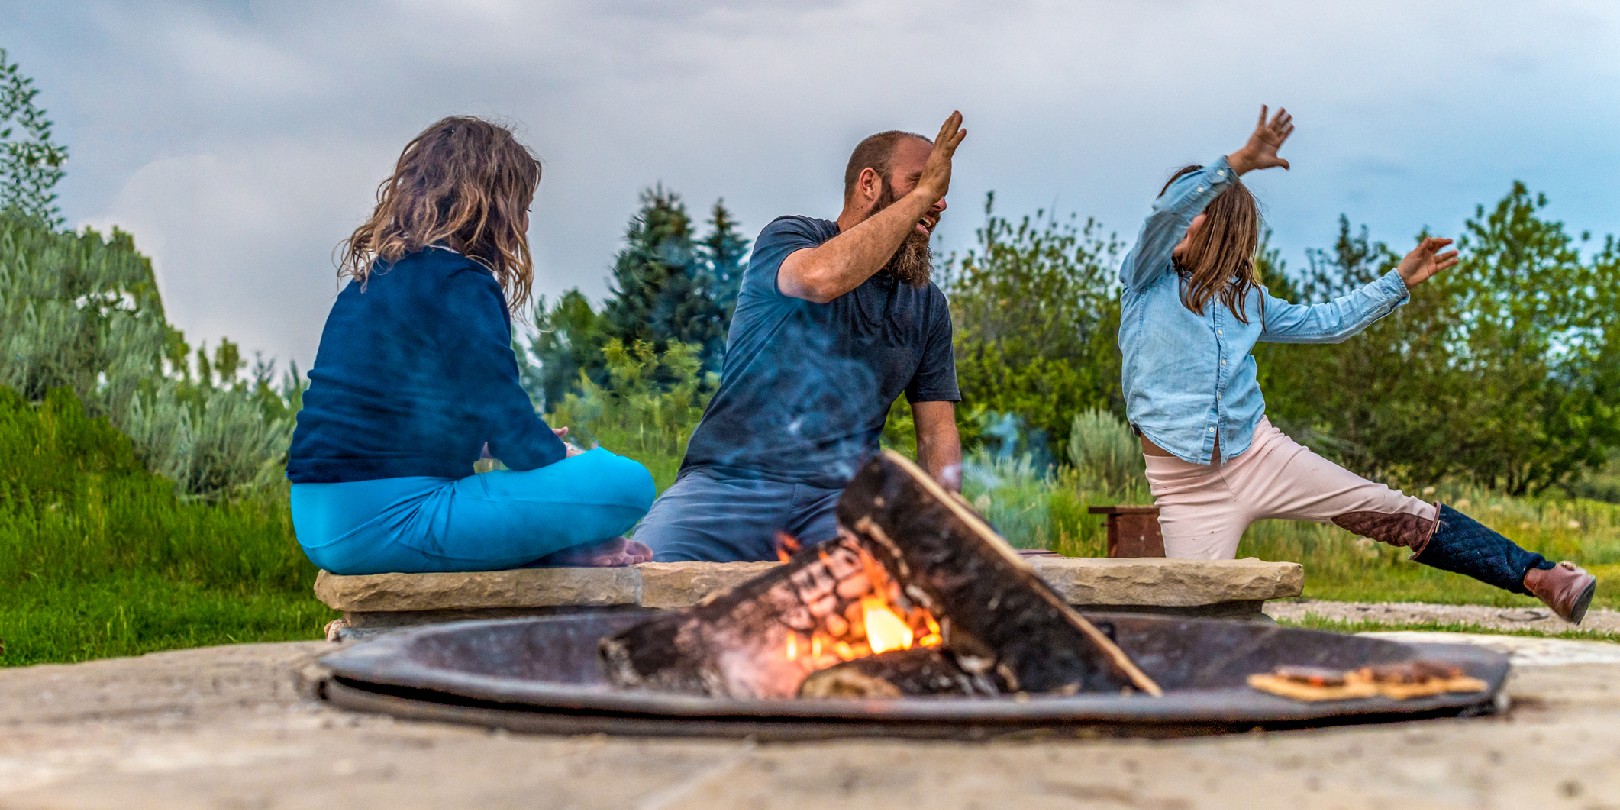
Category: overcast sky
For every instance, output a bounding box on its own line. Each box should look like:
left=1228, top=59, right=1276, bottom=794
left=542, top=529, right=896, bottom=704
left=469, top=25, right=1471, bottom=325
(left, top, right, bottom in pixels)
left=6, top=0, right=1618, bottom=369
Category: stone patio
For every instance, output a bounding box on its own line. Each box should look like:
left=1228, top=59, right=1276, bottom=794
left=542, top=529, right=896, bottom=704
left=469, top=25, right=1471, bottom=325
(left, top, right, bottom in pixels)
left=314, top=557, right=1304, bottom=630
left=4, top=633, right=1619, bottom=809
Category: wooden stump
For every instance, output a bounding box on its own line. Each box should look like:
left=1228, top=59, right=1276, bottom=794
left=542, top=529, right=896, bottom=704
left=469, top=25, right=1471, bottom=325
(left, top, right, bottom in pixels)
left=1088, top=505, right=1165, bottom=558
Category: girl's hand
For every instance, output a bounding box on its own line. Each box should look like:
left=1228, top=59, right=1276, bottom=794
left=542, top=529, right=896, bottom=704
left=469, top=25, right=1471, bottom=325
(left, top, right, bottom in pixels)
left=1397, top=237, right=1460, bottom=288
left=1229, top=105, right=1295, bottom=175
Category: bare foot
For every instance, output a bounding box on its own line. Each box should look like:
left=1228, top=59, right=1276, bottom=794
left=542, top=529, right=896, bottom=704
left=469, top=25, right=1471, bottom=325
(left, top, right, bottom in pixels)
left=531, top=537, right=652, bottom=568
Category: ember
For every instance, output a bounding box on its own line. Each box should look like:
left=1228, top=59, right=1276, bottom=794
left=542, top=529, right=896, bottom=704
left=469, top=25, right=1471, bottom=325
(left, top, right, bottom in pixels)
left=774, top=533, right=943, bottom=669
left=599, top=451, right=1159, bottom=700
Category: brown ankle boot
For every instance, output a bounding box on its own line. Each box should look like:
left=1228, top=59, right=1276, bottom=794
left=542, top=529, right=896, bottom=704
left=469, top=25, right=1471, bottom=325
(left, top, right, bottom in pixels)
left=1523, top=561, right=1597, bottom=624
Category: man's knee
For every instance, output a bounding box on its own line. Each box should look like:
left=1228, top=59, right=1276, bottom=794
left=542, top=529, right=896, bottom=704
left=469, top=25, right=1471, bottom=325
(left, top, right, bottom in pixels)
left=634, top=474, right=782, bottom=563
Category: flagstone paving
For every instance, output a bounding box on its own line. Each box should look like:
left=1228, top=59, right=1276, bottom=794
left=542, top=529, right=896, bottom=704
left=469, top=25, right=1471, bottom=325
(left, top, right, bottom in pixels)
left=2, top=632, right=1617, bottom=809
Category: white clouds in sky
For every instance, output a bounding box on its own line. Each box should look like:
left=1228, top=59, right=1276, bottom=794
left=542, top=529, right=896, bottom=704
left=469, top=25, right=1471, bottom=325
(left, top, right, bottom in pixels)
left=5, top=0, right=1618, bottom=367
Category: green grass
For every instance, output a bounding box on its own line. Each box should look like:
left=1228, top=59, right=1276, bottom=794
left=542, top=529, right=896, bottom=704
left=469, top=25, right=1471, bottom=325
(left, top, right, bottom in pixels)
left=2, top=576, right=333, bottom=666
left=1277, top=614, right=1620, bottom=643
left=962, top=454, right=1620, bottom=610
left=1, top=388, right=332, bottom=668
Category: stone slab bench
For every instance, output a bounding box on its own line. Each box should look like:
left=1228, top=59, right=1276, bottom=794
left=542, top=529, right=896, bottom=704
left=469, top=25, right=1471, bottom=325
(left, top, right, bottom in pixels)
left=315, top=557, right=1302, bottom=631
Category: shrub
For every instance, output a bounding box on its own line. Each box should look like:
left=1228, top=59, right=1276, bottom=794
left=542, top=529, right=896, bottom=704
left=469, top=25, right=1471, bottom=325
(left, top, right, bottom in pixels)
left=0, top=215, right=292, bottom=497
left=544, top=339, right=716, bottom=490
left=1066, top=409, right=1146, bottom=499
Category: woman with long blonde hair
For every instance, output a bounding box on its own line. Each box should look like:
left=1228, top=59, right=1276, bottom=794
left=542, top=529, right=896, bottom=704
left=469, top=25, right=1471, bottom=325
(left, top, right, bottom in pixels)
left=1118, top=106, right=1596, bottom=622
left=287, top=116, right=654, bottom=572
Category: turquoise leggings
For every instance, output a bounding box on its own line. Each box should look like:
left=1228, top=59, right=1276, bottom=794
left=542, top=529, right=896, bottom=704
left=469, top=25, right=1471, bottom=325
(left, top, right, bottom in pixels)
left=289, top=449, right=655, bottom=575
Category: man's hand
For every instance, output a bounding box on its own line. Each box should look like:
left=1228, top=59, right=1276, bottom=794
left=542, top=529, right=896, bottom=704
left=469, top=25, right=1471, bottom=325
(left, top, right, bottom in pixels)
left=1396, top=237, right=1460, bottom=288
left=1228, top=105, right=1294, bottom=175
left=915, top=111, right=967, bottom=202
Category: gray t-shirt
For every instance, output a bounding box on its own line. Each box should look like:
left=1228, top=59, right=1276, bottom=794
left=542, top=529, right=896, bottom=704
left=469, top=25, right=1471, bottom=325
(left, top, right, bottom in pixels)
left=681, top=216, right=960, bottom=488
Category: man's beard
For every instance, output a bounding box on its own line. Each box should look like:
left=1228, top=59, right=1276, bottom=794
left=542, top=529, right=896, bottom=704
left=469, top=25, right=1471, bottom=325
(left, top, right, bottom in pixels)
left=869, top=181, right=935, bottom=287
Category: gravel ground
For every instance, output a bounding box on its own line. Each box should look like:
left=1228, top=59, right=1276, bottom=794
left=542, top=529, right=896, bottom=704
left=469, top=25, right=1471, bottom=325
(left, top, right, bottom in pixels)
left=2, top=629, right=1619, bottom=809
left=1266, top=599, right=1620, bottom=634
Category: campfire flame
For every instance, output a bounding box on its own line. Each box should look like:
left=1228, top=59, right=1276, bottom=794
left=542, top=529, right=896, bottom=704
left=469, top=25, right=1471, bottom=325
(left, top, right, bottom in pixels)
left=774, top=532, right=943, bottom=670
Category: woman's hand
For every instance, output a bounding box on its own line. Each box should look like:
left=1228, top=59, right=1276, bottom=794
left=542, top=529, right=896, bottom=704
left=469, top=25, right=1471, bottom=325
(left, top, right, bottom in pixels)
left=1229, top=105, right=1295, bottom=175
left=552, top=426, right=586, bottom=457
left=1397, top=237, right=1460, bottom=288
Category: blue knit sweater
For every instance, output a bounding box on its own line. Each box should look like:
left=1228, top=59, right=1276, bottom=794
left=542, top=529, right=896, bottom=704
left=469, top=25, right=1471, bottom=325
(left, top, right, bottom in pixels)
left=287, top=246, right=566, bottom=483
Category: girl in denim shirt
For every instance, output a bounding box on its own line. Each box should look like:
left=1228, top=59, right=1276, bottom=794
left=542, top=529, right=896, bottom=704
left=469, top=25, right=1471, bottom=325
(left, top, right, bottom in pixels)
left=1118, top=106, right=1596, bottom=623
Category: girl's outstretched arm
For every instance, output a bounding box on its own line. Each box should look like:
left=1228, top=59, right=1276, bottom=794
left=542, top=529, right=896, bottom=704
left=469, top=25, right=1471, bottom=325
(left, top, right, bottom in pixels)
left=1119, top=106, right=1294, bottom=292
left=1259, top=237, right=1459, bottom=343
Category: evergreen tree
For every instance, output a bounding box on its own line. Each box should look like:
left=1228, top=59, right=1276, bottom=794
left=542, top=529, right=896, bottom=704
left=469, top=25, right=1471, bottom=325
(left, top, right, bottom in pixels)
left=0, top=48, right=68, bottom=227
left=601, top=186, right=730, bottom=374
left=699, top=198, right=750, bottom=323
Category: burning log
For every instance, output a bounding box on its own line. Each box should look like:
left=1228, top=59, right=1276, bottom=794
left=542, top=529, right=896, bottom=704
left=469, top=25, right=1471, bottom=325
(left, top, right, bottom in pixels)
left=599, top=451, right=1161, bottom=700
left=838, top=453, right=1160, bottom=697
left=599, top=533, right=929, bottom=699
left=798, top=648, right=1007, bottom=699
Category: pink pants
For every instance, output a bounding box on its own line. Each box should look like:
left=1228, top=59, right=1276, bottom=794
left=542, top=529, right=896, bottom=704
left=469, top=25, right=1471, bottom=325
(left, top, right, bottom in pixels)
left=1144, top=418, right=1437, bottom=559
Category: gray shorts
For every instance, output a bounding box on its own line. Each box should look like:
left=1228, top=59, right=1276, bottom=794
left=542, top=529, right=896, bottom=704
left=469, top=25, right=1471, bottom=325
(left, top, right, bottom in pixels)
left=632, top=468, right=841, bottom=562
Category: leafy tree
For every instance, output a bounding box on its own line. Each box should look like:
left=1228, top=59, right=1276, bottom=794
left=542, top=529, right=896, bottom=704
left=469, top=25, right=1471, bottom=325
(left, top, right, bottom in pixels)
left=1439, top=184, right=1620, bottom=493
left=0, top=48, right=68, bottom=226
left=544, top=339, right=717, bottom=490
left=1256, top=218, right=1456, bottom=482
left=1259, top=188, right=1620, bottom=494
left=940, top=193, right=1124, bottom=456
left=521, top=289, right=606, bottom=410
left=601, top=186, right=730, bottom=374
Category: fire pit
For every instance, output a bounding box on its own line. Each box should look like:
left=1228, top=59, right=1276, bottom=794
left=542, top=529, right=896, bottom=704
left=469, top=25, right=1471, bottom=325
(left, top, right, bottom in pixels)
left=319, top=611, right=1508, bottom=740
left=319, top=452, right=1509, bottom=739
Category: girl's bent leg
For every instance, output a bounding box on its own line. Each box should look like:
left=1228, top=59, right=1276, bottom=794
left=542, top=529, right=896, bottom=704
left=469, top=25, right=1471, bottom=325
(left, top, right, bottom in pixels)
left=1143, top=453, right=1250, bottom=559
left=410, top=448, right=656, bottom=571
left=1224, top=421, right=1437, bottom=550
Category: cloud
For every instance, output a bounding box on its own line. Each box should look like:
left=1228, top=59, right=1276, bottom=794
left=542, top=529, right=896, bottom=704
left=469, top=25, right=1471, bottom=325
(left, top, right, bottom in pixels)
left=3, top=0, right=1617, bottom=368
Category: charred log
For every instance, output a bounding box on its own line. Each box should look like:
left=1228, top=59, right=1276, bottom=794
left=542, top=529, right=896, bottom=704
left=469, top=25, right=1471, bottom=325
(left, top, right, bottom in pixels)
left=837, top=452, right=1161, bottom=696
left=798, top=648, right=1007, bottom=699
left=599, top=451, right=1161, bottom=700
left=599, top=535, right=893, bottom=699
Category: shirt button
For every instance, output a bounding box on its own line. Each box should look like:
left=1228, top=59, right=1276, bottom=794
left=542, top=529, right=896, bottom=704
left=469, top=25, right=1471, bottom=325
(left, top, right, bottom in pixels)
left=1217, top=328, right=1224, bottom=336
left=1220, top=360, right=1227, bottom=366
left=1196, top=186, right=1206, bottom=193
left=1208, top=427, right=1216, bottom=433
left=1216, top=170, right=1227, bottom=178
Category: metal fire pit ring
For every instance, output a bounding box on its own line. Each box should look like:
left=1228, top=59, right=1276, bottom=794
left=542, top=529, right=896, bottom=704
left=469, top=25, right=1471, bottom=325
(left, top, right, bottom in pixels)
left=318, top=611, right=1510, bottom=741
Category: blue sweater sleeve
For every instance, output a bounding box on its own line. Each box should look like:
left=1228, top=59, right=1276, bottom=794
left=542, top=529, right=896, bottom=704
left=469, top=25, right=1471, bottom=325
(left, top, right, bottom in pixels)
left=438, top=266, right=568, bottom=471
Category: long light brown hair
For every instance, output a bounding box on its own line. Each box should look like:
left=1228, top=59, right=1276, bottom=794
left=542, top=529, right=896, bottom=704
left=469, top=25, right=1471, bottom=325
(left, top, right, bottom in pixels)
left=339, top=116, right=541, bottom=311
left=1161, top=165, right=1262, bottom=323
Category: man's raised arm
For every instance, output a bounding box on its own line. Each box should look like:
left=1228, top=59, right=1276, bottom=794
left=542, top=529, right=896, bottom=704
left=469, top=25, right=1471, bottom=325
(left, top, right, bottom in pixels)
left=778, top=111, right=966, bottom=303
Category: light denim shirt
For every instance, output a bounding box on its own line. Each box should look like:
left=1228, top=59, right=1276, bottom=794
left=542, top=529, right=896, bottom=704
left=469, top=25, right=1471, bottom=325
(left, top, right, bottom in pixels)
left=1117, top=156, right=1411, bottom=465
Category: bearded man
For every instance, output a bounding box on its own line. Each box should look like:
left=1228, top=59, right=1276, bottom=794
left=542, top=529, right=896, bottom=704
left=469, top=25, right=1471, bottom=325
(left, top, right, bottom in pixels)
left=635, top=112, right=968, bottom=563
